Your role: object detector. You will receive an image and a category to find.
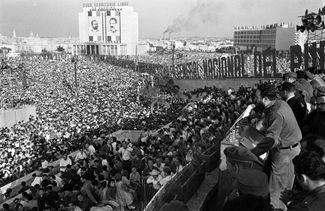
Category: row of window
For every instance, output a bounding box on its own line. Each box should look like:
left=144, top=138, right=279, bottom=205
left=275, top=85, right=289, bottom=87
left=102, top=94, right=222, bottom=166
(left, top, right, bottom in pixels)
left=88, top=10, right=120, bottom=17
left=73, top=45, right=119, bottom=55
left=234, top=31, right=261, bottom=35
left=234, top=35, right=260, bottom=39
left=89, top=36, right=120, bottom=43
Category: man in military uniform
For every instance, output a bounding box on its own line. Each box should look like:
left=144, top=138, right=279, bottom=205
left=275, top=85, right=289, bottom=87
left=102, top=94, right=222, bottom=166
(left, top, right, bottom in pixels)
left=251, top=83, right=302, bottom=210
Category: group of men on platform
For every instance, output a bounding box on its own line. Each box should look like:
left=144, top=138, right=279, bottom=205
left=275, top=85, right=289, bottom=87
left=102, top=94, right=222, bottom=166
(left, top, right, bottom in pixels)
left=216, top=69, right=325, bottom=211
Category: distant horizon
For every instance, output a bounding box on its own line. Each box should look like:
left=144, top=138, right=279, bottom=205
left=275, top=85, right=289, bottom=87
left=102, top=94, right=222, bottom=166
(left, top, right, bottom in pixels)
left=0, top=0, right=323, bottom=39
left=1, top=33, right=234, bottom=41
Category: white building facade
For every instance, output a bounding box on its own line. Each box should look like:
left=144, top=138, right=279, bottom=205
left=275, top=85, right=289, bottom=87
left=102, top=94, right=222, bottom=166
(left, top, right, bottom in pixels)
left=74, top=1, right=139, bottom=56
left=234, top=24, right=295, bottom=52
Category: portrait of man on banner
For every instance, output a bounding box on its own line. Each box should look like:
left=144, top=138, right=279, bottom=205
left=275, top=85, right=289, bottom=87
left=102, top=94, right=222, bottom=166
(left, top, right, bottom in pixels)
left=90, top=20, right=99, bottom=32
left=107, top=17, right=120, bottom=36
left=88, top=18, right=102, bottom=35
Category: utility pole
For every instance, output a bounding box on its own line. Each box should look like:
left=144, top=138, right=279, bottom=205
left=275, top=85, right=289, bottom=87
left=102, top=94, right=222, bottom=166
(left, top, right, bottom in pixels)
left=72, top=56, right=78, bottom=95
left=134, top=44, right=138, bottom=72
left=172, top=42, right=175, bottom=72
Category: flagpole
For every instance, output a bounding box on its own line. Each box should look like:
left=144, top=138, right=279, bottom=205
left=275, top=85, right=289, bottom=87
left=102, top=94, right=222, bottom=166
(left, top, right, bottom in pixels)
left=134, top=44, right=138, bottom=72
left=73, top=56, right=78, bottom=96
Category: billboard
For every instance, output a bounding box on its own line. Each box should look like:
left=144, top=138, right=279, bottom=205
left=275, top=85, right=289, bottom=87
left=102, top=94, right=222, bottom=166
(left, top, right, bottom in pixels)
left=106, top=10, right=121, bottom=43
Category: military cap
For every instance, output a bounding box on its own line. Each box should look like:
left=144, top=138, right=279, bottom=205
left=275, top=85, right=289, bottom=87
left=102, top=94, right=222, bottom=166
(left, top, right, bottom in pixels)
left=237, top=169, right=269, bottom=197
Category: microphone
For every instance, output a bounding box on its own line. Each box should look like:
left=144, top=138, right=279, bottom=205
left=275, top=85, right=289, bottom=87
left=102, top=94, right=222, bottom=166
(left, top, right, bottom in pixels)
left=227, top=104, right=256, bottom=136
left=241, top=104, right=256, bottom=119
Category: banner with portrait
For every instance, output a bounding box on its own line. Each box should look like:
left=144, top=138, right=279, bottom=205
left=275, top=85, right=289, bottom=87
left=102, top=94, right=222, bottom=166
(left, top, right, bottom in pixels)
left=88, top=17, right=102, bottom=36
left=106, top=10, right=121, bottom=43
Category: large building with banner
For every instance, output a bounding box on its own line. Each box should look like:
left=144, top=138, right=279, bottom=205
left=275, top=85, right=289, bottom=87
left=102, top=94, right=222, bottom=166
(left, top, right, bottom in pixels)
left=233, top=23, right=295, bottom=52
left=73, top=1, right=139, bottom=56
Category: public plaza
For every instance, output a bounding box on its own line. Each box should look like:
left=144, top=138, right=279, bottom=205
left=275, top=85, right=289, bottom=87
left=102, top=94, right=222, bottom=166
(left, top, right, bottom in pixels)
left=0, top=1, right=325, bottom=211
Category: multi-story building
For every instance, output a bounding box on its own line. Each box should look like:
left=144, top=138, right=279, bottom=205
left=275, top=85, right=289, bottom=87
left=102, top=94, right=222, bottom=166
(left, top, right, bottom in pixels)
left=73, top=1, right=139, bottom=56
left=234, top=23, right=295, bottom=52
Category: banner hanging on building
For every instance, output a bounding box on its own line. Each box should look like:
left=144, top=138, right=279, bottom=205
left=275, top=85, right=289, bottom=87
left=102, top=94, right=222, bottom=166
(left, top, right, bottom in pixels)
left=106, top=10, right=121, bottom=43
left=88, top=16, right=103, bottom=40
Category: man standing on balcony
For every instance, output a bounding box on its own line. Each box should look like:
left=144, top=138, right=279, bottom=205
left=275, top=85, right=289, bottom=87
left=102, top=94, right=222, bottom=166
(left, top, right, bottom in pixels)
left=251, top=83, right=301, bottom=211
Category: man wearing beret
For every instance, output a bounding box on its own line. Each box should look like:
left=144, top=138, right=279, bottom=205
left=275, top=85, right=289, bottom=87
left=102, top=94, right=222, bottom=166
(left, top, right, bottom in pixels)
left=305, top=69, right=325, bottom=89
left=295, top=71, right=314, bottom=104
left=213, top=146, right=264, bottom=210
left=251, top=83, right=301, bottom=210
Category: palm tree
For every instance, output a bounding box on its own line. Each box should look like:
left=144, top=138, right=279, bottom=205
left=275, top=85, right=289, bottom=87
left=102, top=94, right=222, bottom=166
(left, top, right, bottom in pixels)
left=56, top=46, right=65, bottom=52
left=0, top=47, right=11, bottom=57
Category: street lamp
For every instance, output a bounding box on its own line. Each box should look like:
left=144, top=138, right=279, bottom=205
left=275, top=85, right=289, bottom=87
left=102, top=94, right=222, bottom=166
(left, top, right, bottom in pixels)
left=72, top=56, right=78, bottom=94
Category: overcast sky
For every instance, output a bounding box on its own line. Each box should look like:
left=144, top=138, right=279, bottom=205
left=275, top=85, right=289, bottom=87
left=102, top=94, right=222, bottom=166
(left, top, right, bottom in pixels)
left=0, top=0, right=323, bottom=39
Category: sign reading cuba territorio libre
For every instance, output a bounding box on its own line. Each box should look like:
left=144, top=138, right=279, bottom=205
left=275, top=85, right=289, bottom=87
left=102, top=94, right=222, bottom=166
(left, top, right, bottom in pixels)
left=169, top=40, right=325, bottom=80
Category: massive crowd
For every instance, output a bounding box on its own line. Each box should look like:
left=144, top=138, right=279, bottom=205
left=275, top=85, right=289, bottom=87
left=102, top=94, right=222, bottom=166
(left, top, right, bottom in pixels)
left=0, top=56, right=187, bottom=187
left=0, top=54, right=252, bottom=211
left=0, top=51, right=325, bottom=211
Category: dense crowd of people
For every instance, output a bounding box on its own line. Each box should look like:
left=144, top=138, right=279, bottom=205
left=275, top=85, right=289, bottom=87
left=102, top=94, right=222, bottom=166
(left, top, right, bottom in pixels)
left=0, top=56, right=187, bottom=187
left=0, top=55, right=253, bottom=210
left=1, top=51, right=325, bottom=211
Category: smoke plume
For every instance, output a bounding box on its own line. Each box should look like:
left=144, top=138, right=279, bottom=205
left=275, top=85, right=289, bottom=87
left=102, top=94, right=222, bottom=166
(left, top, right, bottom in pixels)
left=164, top=0, right=226, bottom=34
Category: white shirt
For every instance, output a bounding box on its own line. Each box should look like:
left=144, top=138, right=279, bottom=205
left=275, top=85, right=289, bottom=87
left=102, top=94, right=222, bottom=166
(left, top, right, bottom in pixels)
left=88, top=145, right=96, bottom=155
left=146, top=175, right=162, bottom=190
left=154, top=163, right=165, bottom=172
left=31, top=176, right=42, bottom=187
left=59, top=158, right=72, bottom=172
left=55, top=175, right=63, bottom=188
left=75, top=151, right=87, bottom=161
left=159, top=175, right=172, bottom=186
left=102, top=159, right=108, bottom=167
left=118, top=147, right=131, bottom=161
left=286, top=94, right=295, bottom=102
left=41, top=160, right=49, bottom=169
left=176, top=165, right=183, bottom=173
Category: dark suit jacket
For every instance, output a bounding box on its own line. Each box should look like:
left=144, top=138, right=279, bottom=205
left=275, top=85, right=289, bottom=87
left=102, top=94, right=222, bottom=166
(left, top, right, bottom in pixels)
left=288, top=184, right=325, bottom=211
left=287, top=96, right=307, bottom=128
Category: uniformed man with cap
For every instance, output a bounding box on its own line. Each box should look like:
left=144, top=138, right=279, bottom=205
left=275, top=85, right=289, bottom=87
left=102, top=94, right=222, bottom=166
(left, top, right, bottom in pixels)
left=214, top=146, right=265, bottom=210
left=305, top=70, right=325, bottom=89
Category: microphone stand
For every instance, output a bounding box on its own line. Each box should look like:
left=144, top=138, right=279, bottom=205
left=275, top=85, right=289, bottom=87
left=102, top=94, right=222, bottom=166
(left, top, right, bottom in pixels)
left=223, top=105, right=255, bottom=145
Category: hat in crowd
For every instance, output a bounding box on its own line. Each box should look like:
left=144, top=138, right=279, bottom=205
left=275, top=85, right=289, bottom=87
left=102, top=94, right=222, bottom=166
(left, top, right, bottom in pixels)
left=296, top=70, right=306, bottom=79
left=305, top=70, right=315, bottom=80
left=224, top=146, right=261, bottom=166
left=159, top=200, right=190, bottom=211
left=283, top=72, right=297, bottom=80
left=149, top=169, right=160, bottom=176
left=314, top=87, right=325, bottom=98
left=81, top=171, right=93, bottom=180
left=236, top=169, right=269, bottom=198
left=317, top=96, right=325, bottom=104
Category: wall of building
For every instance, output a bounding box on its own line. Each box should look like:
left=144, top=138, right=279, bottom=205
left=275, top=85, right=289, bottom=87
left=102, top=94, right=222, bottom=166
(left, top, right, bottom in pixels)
left=79, top=12, right=88, bottom=43
left=137, top=43, right=149, bottom=55
left=120, top=7, right=138, bottom=55
left=78, top=5, right=138, bottom=55
left=234, top=27, right=295, bottom=51
left=275, top=28, right=295, bottom=51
